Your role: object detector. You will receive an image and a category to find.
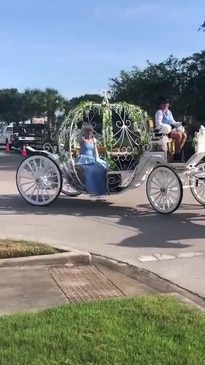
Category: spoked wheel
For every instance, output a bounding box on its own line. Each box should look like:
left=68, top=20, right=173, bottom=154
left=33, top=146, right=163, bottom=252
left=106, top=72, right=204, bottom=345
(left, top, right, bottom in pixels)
left=190, top=162, right=205, bottom=206
left=61, top=178, right=81, bottom=197
left=146, top=165, right=183, bottom=214
left=16, top=155, right=62, bottom=206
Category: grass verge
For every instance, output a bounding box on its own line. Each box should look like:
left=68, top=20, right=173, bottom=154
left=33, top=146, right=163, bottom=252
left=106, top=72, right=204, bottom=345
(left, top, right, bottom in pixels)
left=0, top=239, right=61, bottom=258
left=0, top=295, right=205, bottom=365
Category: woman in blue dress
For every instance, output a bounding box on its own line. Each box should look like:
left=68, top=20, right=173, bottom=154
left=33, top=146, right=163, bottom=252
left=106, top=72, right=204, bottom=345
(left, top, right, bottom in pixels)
left=75, top=124, right=108, bottom=197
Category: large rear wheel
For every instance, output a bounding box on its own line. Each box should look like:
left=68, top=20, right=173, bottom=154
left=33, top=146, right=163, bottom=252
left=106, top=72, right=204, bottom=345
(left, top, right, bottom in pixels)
left=16, top=155, right=62, bottom=206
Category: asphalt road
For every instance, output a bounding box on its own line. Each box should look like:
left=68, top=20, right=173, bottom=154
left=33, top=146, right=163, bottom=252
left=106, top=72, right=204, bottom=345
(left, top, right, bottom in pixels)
left=0, top=151, right=205, bottom=297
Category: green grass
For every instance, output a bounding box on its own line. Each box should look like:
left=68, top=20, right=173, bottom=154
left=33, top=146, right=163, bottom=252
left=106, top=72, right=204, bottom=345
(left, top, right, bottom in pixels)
left=0, top=239, right=61, bottom=258
left=0, top=296, right=205, bottom=365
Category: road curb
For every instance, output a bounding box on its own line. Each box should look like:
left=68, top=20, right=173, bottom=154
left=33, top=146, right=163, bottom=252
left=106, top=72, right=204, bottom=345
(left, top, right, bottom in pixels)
left=0, top=251, right=91, bottom=268
left=168, top=293, right=205, bottom=313
left=91, top=254, right=205, bottom=309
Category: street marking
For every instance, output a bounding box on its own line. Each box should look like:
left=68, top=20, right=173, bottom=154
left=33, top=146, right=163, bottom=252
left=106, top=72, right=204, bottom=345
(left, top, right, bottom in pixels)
left=137, top=251, right=204, bottom=263
left=138, top=255, right=158, bottom=262
left=176, top=252, right=204, bottom=259
left=153, top=254, right=176, bottom=261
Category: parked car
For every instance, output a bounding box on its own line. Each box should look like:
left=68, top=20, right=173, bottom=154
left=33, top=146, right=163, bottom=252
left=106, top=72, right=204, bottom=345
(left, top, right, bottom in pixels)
left=0, top=125, right=14, bottom=149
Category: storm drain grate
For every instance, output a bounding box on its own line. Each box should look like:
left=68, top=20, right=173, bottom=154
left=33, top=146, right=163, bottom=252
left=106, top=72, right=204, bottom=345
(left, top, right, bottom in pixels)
left=48, top=265, right=124, bottom=303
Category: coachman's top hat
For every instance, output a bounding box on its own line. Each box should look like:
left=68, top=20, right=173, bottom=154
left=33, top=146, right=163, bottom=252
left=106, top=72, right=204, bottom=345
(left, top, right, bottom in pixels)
left=158, top=96, right=169, bottom=104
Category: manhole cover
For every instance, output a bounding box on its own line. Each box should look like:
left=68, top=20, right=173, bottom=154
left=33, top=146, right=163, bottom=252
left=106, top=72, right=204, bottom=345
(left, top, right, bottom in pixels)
left=49, top=265, right=124, bottom=303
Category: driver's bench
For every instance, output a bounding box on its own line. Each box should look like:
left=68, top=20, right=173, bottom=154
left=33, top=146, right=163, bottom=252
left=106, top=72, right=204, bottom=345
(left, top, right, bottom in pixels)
left=147, top=119, right=175, bottom=160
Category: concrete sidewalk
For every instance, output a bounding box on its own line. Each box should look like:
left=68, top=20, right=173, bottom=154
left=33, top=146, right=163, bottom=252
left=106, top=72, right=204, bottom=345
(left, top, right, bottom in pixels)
left=0, top=263, right=158, bottom=316
left=0, top=265, right=66, bottom=315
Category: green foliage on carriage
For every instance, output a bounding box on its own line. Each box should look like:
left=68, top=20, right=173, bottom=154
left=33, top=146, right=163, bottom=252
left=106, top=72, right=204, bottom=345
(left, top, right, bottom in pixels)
left=58, top=96, right=151, bottom=163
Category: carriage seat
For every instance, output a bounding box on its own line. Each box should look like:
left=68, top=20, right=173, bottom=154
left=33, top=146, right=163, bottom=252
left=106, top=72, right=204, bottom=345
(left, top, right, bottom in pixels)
left=147, top=119, right=172, bottom=138
left=147, top=119, right=175, bottom=154
left=71, top=146, right=106, bottom=157
left=71, top=145, right=139, bottom=157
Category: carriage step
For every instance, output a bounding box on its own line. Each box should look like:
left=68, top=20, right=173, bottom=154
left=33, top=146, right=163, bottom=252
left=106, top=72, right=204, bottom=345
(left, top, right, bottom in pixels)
left=170, top=164, right=187, bottom=172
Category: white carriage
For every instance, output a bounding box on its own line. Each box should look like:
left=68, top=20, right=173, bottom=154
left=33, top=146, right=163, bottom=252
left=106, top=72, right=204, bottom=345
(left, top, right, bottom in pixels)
left=16, top=92, right=205, bottom=214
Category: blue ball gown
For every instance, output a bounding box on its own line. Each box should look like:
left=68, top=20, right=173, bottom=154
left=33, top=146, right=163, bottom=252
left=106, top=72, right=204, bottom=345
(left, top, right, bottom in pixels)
left=75, top=139, right=108, bottom=196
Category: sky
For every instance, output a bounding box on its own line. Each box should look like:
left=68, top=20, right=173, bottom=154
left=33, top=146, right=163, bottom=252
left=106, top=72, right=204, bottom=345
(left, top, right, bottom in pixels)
left=0, top=0, right=204, bottom=99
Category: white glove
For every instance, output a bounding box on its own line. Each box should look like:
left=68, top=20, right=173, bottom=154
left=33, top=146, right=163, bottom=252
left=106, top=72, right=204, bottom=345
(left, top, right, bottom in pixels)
left=160, top=124, right=172, bottom=135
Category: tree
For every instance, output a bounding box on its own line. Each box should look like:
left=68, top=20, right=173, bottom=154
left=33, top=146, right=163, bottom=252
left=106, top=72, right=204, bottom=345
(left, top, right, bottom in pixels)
left=43, top=88, right=65, bottom=131
left=22, top=88, right=46, bottom=121
left=180, top=51, right=205, bottom=122
left=21, top=88, right=66, bottom=130
left=109, top=52, right=205, bottom=126
left=66, top=94, right=102, bottom=112
left=0, top=88, right=23, bottom=123
left=110, top=56, right=182, bottom=117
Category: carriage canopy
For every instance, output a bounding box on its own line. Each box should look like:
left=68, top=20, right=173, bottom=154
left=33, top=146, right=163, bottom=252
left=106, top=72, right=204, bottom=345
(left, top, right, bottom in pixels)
left=58, top=92, right=151, bottom=173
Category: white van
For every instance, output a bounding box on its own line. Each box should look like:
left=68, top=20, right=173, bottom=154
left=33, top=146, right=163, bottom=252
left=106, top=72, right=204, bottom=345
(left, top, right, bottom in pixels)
left=0, top=125, right=14, bottom=148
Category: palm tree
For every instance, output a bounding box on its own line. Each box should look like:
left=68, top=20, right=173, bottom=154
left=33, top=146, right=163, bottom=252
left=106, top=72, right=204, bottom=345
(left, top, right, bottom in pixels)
left=22, top=89, right=45, bottom=121
left=43, top=88, right=65, bottom=131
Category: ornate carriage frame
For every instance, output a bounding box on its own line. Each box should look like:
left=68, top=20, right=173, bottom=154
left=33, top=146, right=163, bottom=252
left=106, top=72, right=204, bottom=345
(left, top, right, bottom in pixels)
left=15, top=91, right=205, bottom=214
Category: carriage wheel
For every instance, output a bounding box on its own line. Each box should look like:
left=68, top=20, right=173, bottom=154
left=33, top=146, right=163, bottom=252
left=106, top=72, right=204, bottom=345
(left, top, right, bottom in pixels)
left=16, top=155, right=62, bottom=206
left=146, top=165, right=183, bottom=214
left=61, top=178, right=81, bottom=197
left=190, top=162, right=205, bottom=206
